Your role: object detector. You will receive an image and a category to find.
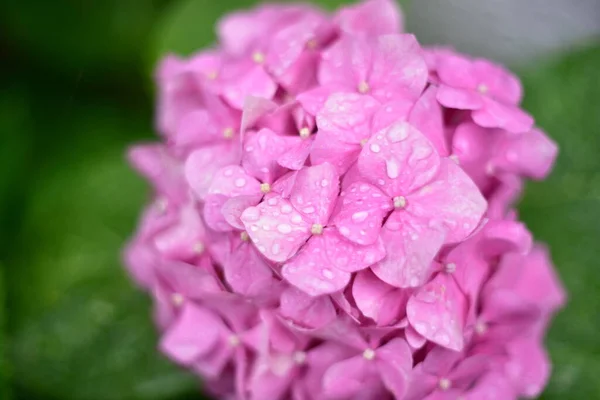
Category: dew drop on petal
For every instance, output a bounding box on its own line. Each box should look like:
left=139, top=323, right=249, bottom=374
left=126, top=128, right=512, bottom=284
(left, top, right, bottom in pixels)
left=370, top=143, right=381, bottom=153
left=277, top=224, right=292, bottom=234
left=235, top=178, right=246, bottom=188
left=352, top=211, right=369, bottom=223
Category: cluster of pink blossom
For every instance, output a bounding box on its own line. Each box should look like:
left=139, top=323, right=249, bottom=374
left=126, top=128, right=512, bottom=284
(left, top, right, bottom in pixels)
left=124, top=0, right=565, bottom=399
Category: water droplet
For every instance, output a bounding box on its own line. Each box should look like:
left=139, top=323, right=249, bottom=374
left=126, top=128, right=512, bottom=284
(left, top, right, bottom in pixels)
left=291, top=214, right=303, bottom=224
left=272, top=243, right=281, bottom=255
left=303, top=206, right=316, bottom=214
left=235, top=178, right=246, bottom=188
left=370, top=143, right=381, bottom=153
left=352, top=211, right=369, bottom=222
left=362, top=348, right=376, bottom=360
left=277, top=224, right=292, bottom=234
left=320, top=179, right=329, bottom=187
left=268, top=197, right=278, bottom=206
left=387, top=123, right=409, bottom=142
left=223, top=168, right=234, bottom=177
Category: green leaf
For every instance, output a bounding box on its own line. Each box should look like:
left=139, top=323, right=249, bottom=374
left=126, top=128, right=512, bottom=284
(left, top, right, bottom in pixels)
left=6, top=108, right=199, bottom=400
left=518, top=42, right=600, bottom=399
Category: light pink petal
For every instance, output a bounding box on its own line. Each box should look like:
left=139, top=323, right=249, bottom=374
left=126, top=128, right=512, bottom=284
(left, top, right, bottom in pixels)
left=505, top=337, right=550, bottom=398
left=408, top=158, right=487, bottom=244
left=296, top=85, right=340, bottom=117
left=282, top=235, right=352, bottom=296
left=335, top=0, right=403, bottom=36
left=241, top=96, right=278, bottom=133
left=492, top=128, right=558, bottom=179
left=222, top=63, right=278, bottom=110
left=481, top=219, right=533, bottom=258
left=405, top=325, right=427, bottom=349
left=323, top=356, right=377, bottom=398
left=208, top=165, right=261, bottom=196
left=204, top=194, right=234, bottom=232
left=371, top=211, right=445, bottom=288
left=334, top=181, right=392, bottom=245
left=376, top=338, right=413, bottom=399
left=369, top=34, right=428, bottom=101
left=277, top=135, right=314, bottom=171
left=310, top=134, right=361, bottom=175
left=449, top=354, right=490, bottom=388
left=352, top=269, right=400, bottom=323
left=472, top=58, right=523, bottom=105
left=279, top=286, right=337, bottom=329
left=437, top=85, right=483, bottom=110
left=224, top=244, right=276, bottom=297
left=319, top=34, right=372, bottom=90
left=128, top=144, right=187, bottom=202
left=156, top=261, right=224, bottom=301
left=407, top=272, right=467, bottom=351
left=421, top=346, right=463, bottom=376
left=159, top=303, right=222, bottom=365
left=317, top=92, right=380, bottom=144
left=153, top=204, right=206, bottom=260
left=371, top=97, right=414, bottom=132
left=290, top=162, right=340, bottom=224
left=405, top=364, right=439, bottom=400
left=241, top=196, right=311, bottom=263
left=436, top=53, right=478, bottom=90
left=322, top=229, right=386, bottom=272
left=243, top=128, right=298, bottom=183
left=463, top=372, right=517, bottom=400
left=222, top=194, right=263, bottom=231
left=358, top=121, right=441, bottom=196
left=409, top=86, right=449, bottom=156
left=174, top=110, right=222, bottom=147
left=185, top=143, right=241, bottom=200
left=472, top=97, right=534, bottom=133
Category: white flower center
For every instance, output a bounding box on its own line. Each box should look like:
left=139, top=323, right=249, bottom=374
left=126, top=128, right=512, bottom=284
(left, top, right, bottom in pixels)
left=311, top=224, right=324, bottom=235
left=171, top=293, right=184, bottom=307
left=445, top=263, right=457, bottom=274
left=228, top=335, right=241, bottom=347
left=193, top=242, right=205, bottom=254
left=260, top=183, right=271, bottom=194
left=358, top=81, right=370, bottom=94
left=299, top=127, right=311, bottom=139
left=240, top=231, right=250, bottom=241
left=252, top=51, right=265, bottom=64
left=475, top=320, right=488, bottom=335
left=223, top=127, right=234, bottom=139
left=363, top=348, right=376, bottom=360
left=293, top=351, right=307, bottom=364
left=439, top=378, right=452, bottom=390
left=393, top=196, right=407, bottom=209
left=477, top=84, right=489, bottom=94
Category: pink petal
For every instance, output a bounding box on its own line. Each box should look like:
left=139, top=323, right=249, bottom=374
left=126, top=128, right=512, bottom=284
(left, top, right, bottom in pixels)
left=128, top=144, right=187, bottom=202
left=277, top=135, right=314, bottom=171
left=224, top=243, right=276, bottom=297
left=352, top=269, right=402, bottom=323
left=334, top=181, right=392, bottom=245
left=463, top=372, right=517, bottom=400
left=240, top=96, right=278, bottom=133
left=407, top=272, right=467, bottom=351
left=405, top=365, right=440, bottom=400
left=408, top=159, right=487, bottom=244
left=282, top=235, right=352, bottom=296
left=371, top=211, right=446, bottom=288
left=492, top=128, right=558, bottom=179
left=371, top=97, right=414, bottom=132
left=369, top=34, right=428, bottom=101
left=222, top=63, right=277, bottom=110
left=421, top=346, right=463, bottom=376
left=208, top=165, right=261, bottom=196
left=472, top=97, right=534, bottom=133
left=222, top=194, right=263, bottom=231
left=185, top=143, right=241, bottom=200
left=358, top=121, right=441, bottom=196
left=159, top=303, right=222, bottom=365
left=155, top=261, right=223, bottom=301
left=322, top=229, right=386, bottom=272
left=243, top=128, right=298, bottom=183
left=481, top=219, right=533, bottom=258
left=174, top=110, right=222, bottom=147
left=296, top=85, right=339, bottom=117
left=449, top=354, right=490, bottom=388
left=204, top=194, right=234, bottom=232
left=409, top=86, right=449, bottom=156
left=310, top=134, right=362, bottom=175
left=279, top=286, right=337, bottom=329
left=153, top=204, right=206, bottom=260
left=436, top=53, right=478, bottom=90
left=437, top=85, right=483, bottom=110
left=472, top=58, right=523, bottom=105
left=323, top=356, right=377, bottom=398
left=241, top=196, right=311, bottom=263
left=316, top=92, right=380, bottom=144
left=405, top=325, right=427, bottom=349
left=376, top=338, right=413, bottom=399
left=505, top=337, right=550, bottom=398
left=319, top=34, right=371, bottom=91
left=290, top=163, right=340, bottom=224
left=335, top=0, right=403, bottom=36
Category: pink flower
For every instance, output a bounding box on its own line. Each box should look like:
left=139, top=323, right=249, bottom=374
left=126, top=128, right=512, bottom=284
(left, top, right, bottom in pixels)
left=435, top=53, right=534, bottom=133
left=125, top=1, right=564, bottom=398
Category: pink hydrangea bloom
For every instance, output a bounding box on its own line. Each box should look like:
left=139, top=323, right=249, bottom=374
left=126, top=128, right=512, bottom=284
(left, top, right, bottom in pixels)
left=125, top=1, right=564, bottom=398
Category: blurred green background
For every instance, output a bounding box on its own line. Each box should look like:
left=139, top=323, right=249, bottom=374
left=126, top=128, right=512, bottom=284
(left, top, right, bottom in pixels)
left=0, top=1, right=598, bottom=399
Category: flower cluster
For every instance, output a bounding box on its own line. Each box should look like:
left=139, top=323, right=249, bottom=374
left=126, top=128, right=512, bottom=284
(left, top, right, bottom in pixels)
left=125, top=1, right=565, bottom=399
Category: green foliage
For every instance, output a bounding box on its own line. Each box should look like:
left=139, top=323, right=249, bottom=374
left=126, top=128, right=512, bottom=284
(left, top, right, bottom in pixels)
left=519, top=43, right=600, bottom=399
